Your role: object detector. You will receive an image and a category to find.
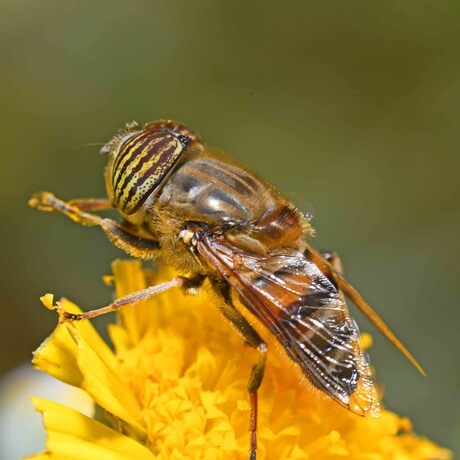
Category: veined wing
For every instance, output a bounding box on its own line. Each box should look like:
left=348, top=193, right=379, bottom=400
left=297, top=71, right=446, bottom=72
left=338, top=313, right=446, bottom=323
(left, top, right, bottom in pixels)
left=195, top=232, right=381, bottom=417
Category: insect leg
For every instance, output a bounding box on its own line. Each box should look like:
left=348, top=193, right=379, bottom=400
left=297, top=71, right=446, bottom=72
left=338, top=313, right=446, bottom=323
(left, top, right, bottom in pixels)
left=29, top=191, right=160, bottom=259
left=212, top=280, right=266, bottom=460
left=315, top=248, right=425, bottom=375
left=320, top=250, right=344, bottom=274
left=247, top=344, right=267, bottom=460
left=67, top=197, right=113, bottom=211
left=58, top=276, right=186, bottom=322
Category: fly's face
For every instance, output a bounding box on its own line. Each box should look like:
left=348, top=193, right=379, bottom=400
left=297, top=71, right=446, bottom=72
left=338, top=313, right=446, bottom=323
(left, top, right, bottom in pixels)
left=102, top=120, right=202, bottom=215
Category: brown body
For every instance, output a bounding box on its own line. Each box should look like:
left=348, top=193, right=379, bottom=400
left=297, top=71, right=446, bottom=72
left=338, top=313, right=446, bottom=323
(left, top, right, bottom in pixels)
left=30, top=120, right=423, bottom=460
left=151, top=155, right=307, bottom=274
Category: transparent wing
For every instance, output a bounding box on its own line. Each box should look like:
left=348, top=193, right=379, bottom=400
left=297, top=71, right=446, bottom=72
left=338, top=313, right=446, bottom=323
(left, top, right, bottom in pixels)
left=196, top=232, right=380, bottom=416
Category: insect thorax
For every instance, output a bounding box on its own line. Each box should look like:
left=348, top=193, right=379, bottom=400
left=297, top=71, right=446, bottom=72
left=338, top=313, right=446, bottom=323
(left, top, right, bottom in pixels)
left=158, top=156, right=280, bottom=225
left=155, top=155, right=308, bottom=252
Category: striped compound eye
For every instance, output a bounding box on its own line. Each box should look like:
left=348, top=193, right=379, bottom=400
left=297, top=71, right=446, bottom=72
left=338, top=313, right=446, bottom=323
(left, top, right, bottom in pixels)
left=111, top=123, right=197, bottom=215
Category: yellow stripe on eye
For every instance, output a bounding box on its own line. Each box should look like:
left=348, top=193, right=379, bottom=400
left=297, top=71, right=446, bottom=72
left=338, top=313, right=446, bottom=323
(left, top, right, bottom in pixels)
left=113, top=131, right=144, bottom=165
left=112, top=133, right=152, bottom=185
left=118, top=142, right=182, bottom=213
left=114, top=137, right=163, bottom=196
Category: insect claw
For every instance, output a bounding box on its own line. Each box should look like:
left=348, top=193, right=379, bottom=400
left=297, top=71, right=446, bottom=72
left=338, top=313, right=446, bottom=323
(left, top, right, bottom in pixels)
left=57, top=309, right=83, bottom=324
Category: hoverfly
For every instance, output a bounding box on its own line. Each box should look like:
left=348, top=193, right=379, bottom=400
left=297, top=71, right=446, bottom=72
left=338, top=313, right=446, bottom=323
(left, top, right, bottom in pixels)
left=29, top=120, right=423, bottom=460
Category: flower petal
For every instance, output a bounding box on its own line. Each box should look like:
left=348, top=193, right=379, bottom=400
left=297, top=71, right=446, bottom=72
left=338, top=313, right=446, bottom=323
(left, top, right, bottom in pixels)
left=33, top=297, right=118, bottom=387
left=65, top=324, right=146, bottom=434
left=112, top=260, right=148, bottom=343
left=31, top=261, right=452, bottom=460
left=24, top=453, right=50, bottom=460
left=32, top=301, right=82, bottom=387
left=27, top=398, right=155, bottom=460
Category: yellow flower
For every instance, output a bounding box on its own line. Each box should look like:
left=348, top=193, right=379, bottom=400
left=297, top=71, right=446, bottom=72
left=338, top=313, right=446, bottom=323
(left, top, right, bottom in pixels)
left=28, top=260, right=450, bottom=460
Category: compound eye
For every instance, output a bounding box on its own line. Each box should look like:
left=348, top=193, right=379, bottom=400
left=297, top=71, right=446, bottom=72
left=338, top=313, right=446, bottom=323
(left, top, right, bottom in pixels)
left=144, top=120, right=202, bottom=146
left=111, top=128, right=190, bottom=215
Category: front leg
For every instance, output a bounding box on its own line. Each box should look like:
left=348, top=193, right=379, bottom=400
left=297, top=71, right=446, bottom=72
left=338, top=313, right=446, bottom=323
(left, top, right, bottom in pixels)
left=29, top=191, right=160, bottom=259
left=68, top=197, right=113, bottom=212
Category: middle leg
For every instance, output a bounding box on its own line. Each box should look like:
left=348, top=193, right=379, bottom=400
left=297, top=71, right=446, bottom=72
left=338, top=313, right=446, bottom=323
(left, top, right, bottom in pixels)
left=212, top=280, right=266, bottom=460
left=57, top=276, right=189, bottom=322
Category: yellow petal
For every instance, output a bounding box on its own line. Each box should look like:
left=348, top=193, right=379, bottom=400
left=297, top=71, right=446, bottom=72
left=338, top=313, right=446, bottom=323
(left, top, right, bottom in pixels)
left=68, top=324, right=146, bottom=434
left=185, top=346, right=216, bottom=385
left=33, top=298, right=117, bottom=387
left=289, top=444, right=308, bottom=459
left=32, top=320, right=82, bottom=387
left=31, top=261, right=452, bottom=460
left=112, top=260, right=200, bottom=344
left=24, top=453, right=50, bottom=460
left=108, top=323, right=132, bottom=355
left=112, top=259, right=147, bottom=297
left=112, top=259, right=147, bottom=344
left=40, top=294, right=56, bottom=311
left=29, top=398, right=155, bottom=460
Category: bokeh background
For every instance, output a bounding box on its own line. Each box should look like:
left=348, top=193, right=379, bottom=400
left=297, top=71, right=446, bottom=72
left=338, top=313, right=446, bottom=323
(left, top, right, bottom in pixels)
left=1, top=0, right=459, bottom=456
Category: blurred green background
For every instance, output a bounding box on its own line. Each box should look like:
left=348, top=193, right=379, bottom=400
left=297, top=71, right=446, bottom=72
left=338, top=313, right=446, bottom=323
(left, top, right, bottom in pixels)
left=1, top=0, right=459, bottom=456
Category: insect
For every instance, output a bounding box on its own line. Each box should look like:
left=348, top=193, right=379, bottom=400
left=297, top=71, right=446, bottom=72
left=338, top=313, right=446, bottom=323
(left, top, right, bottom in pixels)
left=29, top=120, right=423, bottom=460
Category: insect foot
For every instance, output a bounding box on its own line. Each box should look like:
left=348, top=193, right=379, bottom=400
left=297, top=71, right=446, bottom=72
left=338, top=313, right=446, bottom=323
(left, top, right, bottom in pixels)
left=40, top=295, right=85, bottom=323
left=57, top=309, right=84, bottom=323
left=28, top=191, right=58, bottom=212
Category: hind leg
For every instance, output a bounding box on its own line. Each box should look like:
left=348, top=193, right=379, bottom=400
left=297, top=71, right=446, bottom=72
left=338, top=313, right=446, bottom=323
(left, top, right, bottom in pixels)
left=320, top=250, right=344, bottom=274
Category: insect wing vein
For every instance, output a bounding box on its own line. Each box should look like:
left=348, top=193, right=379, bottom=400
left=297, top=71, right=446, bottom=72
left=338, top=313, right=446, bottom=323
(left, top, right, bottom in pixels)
left=195, top=232, right=380, bottom=416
